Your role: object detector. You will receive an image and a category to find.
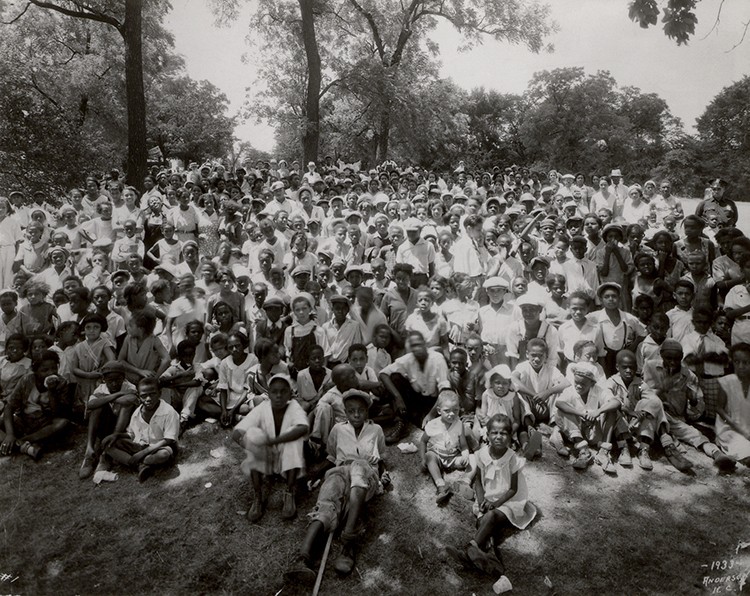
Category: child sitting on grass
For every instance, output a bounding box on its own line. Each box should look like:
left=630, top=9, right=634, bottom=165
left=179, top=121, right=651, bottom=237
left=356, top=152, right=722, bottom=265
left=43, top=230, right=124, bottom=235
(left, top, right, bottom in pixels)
left=159, top=340, right=201, bottom=420
left=477, top=365, right=540, bottom=459
left=446, top=414, right=537, bottom=577
left=296, top=345, right=332, bottom=413
left=218, top=331, right=258, bottom=428
left=511, top=338, right=569, bottom=430
left=420, top=391, right=470, bottom=505
left=554, top=362, right=620, bottom=474
left=715, top=343, right=750, bottom=466
left=101, top=377, right=180, bottom=482
left=310, top=364, right=359, bottom=452
left=284, top=389, right=388, bottom=583
left=179, top=333, right=228, bottom=427
left=643, top=339, right=736, bottom=472
left=232, top=373, right=309, bottom=523
left=0, top=350, right=71, bottom=460
left=0, top=334, right=32, bottom=409
left=70, top=313, right=115, bottom=418
left=605, top=350, right=690, bottom=472
left=79, top=361, right=138, bottom=479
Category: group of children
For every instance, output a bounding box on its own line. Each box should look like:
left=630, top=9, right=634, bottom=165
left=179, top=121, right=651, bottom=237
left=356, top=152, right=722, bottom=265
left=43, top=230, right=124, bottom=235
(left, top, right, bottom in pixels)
left=1, top=163, right=749, bottom=588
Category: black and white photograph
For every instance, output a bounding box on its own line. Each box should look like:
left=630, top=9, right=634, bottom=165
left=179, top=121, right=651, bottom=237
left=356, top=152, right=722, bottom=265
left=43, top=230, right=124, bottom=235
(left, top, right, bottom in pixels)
left=0, top=0, right=749, bottom=594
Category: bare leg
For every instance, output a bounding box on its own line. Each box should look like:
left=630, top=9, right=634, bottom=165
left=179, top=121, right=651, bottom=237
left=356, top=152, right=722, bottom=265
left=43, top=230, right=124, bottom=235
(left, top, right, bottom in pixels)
left=342, top=486, right=367, bottom=536
left=475, top=509, right=508, bottom=550
left=424, top=451, right=445, bottom=487
left=285, top=468, right=299, bottom=492
left=85, top=409, right=102, bottom=455
left=251, top=470, right=264, bottom=499
left=143, top=447, right=172, bottom=466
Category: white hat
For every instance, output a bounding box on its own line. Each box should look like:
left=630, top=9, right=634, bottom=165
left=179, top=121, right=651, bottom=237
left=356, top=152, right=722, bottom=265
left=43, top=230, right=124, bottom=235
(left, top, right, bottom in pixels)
left=483, top=277, right=509, bottom=290
left=270, top=181, right=285, bottom=192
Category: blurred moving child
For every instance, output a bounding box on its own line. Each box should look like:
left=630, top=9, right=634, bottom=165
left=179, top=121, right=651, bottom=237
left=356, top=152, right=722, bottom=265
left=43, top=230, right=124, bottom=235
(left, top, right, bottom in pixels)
left=232, top=374, right=308, bottom=522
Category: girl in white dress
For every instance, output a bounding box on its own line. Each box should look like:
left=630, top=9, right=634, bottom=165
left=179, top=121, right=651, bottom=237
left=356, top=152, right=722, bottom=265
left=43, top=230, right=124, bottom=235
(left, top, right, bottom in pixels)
left=446, top=413, right=537, bottom=575
left=716, top=344, right=750, bottom=464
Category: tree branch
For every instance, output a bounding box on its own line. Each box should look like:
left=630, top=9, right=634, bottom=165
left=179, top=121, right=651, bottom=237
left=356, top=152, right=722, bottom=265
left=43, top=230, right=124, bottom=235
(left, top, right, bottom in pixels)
left=700, top=0, right=725, bottom=40
left=29, top=72, right=62, bottom=110
left=1, top=1, right=32, bottom=24
left=726, top=19, right=750, bottom=52
left=348, top=0, right=386, bottom=61
left=28, top=0, right=121, bottom=31
left=319, top=78, right=343, bottom=99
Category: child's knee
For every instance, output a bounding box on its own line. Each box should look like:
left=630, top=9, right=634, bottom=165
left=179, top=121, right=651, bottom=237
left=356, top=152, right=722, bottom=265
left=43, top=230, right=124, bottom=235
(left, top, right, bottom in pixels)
left=52, top=418, right=70, bottom=433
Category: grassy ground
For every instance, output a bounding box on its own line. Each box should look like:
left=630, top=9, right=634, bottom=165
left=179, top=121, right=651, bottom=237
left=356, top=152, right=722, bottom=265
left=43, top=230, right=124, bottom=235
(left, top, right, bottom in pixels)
left=1, top=421, right=749, bottom=596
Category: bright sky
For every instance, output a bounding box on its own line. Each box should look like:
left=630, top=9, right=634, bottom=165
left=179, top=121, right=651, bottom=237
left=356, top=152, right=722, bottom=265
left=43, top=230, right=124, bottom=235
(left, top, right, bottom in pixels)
left=166, top=0, right=750, bottom=153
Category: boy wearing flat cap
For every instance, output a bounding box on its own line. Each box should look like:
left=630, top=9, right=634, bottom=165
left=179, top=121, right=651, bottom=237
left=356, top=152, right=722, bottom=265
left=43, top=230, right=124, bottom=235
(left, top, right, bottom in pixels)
left=79, top=361, right=138, bottom=479
left=285, top=388, right=388, bottom=582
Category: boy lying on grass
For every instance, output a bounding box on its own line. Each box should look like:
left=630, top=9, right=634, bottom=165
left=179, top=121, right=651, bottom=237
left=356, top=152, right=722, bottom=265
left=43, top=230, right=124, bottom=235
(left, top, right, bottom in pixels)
left=284, top=389, right=389, bottom=583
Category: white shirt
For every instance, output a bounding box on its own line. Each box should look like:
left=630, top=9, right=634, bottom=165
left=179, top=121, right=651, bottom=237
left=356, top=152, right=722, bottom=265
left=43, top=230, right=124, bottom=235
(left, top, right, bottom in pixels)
left=127, top=399, right=180, bottom=446
left=381, top=351, right=450, bottom=397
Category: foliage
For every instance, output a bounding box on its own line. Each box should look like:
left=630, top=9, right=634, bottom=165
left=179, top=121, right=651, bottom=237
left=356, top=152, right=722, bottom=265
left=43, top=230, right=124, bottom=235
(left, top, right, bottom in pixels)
left=147, top=77, right=236, bottom=165
left=628, top=0, right=698, bottom=45
left=234, top=0, right=557, bottom=162
left=518, top=68, right=682, bottom=182
left=0, top=6, right=126, bottom=192
left=696, top=75, right=750, bottom=195
left=0, top=1, right=236, bottom=192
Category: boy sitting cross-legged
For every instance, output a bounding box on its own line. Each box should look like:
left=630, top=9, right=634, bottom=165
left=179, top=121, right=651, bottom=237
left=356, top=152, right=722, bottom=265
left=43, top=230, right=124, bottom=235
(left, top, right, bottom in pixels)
left=554, top=362, right=620, bottom=474
left=284, top=388, right=388, bottom=583
left=101, top=377, right=180, bottom=482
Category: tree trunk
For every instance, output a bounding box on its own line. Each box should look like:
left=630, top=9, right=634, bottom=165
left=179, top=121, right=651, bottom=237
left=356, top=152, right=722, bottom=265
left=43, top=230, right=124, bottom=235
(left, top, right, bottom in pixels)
left=122, top=0, right=148, bottom=189
left=299, top=0, right=321, bottom=165
left=376, top=106, right=390, bottom=162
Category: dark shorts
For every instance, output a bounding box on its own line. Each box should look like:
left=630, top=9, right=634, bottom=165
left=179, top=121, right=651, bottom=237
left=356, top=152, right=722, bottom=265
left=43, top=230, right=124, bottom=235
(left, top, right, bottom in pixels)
left=13, top=413, right=55, bottom=437
left=113, top=437, right=178, bottom=466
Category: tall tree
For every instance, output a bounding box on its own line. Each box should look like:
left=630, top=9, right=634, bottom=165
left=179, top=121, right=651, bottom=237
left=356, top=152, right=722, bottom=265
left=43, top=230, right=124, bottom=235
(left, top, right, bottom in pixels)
left=147, top=77, right=236, bottom=165
left=696, top=75, right=750, bottom=192
left=6, top=0, right=155, bottom=187
left=337, top=0, right=556, bottom=161
left=298, top=0, right=322, bottom=164
left=520, top=67, right=682, bottom=181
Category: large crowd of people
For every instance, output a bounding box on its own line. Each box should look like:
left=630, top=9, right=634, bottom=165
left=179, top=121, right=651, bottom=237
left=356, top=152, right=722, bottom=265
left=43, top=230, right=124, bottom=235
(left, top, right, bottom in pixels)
left=0, top=158, right=748, bottom=583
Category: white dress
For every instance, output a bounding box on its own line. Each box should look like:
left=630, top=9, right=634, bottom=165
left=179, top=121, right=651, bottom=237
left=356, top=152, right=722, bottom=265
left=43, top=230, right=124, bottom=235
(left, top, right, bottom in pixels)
left=716, top=375, right=750, bottom=460
left=474, top=445, right=537, bottom=528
